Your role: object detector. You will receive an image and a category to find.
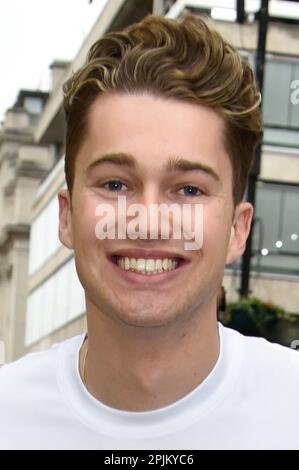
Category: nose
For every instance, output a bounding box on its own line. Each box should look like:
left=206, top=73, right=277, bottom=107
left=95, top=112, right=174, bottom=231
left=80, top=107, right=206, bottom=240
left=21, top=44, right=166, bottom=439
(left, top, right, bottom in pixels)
left=125, top=184, right=181, bottom=241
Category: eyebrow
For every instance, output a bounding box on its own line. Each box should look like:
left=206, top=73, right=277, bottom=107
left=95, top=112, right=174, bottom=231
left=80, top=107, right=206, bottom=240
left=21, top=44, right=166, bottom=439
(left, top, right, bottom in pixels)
left=86, top=152, right=220, bottom=182
left=166, top=156, right=220, bottom=182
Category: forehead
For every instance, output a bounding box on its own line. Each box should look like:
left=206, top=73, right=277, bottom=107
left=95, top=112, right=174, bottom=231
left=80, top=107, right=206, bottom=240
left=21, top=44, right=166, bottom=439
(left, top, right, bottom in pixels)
left=79, top=92, right=232, bottom=180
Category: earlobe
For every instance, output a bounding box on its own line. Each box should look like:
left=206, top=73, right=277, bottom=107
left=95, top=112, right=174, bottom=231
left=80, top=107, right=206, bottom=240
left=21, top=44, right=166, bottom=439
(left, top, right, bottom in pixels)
left=225, top=202, right=253, bottom=265
left=58, top=189, right=74, bottom=249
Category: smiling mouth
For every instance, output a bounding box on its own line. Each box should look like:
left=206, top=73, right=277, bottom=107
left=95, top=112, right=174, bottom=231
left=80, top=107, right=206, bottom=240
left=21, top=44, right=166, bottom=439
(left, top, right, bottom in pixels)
left=109, top=256, right=186, bottom=275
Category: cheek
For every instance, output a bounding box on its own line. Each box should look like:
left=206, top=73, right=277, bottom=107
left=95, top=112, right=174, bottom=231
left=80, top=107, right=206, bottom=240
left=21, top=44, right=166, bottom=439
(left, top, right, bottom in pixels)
left=71, top=195, right=100, bottom=248
left=71, top=190, right=120, bottom=261
left=202, top=201, right=231, bottom=255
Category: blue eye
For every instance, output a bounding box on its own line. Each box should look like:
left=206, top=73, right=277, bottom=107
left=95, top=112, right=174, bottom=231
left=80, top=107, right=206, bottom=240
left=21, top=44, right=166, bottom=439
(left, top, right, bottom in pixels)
left=104, top=181, right=128, bottom=191
left=178, top=185, right=202, bottom=197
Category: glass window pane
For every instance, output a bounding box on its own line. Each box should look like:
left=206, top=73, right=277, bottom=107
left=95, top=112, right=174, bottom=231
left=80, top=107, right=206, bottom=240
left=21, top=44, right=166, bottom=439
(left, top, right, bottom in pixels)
left=251, top=183, right=299, bottom=275
left=290, top=63, right=299, bottom=128
left=263, top=128, right=299, bottom=148
left=254, top=184, right=281, bottom=251
left=281, top=188, right=299, bottom=253
left=24, top=97, right=43, bottom=114
left=263, top=60, right=292, bottom=127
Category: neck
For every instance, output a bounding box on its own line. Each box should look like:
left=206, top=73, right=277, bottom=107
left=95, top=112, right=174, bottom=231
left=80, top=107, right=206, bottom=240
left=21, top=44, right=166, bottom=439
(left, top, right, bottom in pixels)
left=80, top=300, right=220, bottom=412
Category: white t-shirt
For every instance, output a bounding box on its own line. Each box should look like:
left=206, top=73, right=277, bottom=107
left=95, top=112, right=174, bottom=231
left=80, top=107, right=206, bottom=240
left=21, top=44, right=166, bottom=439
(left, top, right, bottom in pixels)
left=0, top=323, right=298, bottom=450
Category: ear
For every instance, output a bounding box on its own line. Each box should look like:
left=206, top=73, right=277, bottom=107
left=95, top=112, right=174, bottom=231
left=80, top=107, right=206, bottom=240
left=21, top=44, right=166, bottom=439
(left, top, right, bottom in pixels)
left=58, top=189, right=74, bottom=249
left=226, top=202, right=253, bottom=265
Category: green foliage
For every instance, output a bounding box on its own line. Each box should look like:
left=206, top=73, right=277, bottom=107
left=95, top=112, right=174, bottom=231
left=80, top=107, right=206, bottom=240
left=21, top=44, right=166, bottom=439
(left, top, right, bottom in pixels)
left=218, top=297, right=298, bottom=342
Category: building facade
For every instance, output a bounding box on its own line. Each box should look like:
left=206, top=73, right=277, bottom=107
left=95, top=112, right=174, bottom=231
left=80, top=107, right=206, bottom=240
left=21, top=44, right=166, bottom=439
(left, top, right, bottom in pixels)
left=0, top=90, right=55, bottom=362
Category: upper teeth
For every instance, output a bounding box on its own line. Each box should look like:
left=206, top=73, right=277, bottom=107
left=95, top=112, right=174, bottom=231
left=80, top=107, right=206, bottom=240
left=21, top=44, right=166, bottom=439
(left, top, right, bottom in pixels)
left=117, top=257, right=178, bottom=274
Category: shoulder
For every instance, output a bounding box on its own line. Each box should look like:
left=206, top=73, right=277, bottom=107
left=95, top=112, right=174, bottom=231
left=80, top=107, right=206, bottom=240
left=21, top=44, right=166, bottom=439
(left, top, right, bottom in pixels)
left=0, top=334, right=84, bottom=402
left=0, top=334, right=85, bottom=449
left=222, top=323, right=299, bottom=383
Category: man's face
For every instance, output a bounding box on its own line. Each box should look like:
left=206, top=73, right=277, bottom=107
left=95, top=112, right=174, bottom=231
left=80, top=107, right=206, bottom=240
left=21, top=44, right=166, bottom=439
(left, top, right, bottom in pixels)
left=59, top=92, right=252, bottom=328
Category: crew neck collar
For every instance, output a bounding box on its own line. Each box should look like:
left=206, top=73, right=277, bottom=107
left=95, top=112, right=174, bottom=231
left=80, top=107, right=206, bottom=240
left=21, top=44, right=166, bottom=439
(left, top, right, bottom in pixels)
left=56, top=323, right=243, bottom=439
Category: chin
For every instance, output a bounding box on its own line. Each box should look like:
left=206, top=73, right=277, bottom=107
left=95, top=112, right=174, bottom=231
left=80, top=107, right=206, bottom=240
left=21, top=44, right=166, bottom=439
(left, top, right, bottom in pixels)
left=116, top=308, right=178, bottom=329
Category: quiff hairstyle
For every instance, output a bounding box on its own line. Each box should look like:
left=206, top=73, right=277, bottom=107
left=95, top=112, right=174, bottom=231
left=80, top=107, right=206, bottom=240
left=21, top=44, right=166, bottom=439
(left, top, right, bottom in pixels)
left=63, top=13, right=262, bottom=206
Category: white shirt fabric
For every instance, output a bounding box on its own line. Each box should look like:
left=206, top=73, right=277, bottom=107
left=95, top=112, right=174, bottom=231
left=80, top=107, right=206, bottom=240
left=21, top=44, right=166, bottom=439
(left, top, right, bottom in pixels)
left=0, top=323, right=298, bottom=450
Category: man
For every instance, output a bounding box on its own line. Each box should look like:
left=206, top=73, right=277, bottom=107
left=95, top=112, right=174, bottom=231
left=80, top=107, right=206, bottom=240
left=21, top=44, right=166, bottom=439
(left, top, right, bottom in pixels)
left=0, top=13, right=298, bottom=450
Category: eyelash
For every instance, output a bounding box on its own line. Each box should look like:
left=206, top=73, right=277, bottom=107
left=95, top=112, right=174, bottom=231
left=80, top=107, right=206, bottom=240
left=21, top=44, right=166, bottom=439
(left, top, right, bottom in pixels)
left=103, top=180, right=128, bottom=192
left=177, top=185, right=202, bottom=197
left=101, top=180, right=203, bottom=197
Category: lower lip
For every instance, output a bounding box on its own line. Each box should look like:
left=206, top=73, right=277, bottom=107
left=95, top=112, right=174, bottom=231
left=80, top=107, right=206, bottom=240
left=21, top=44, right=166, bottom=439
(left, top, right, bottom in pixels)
left=108, top=257, right=190, bottom=285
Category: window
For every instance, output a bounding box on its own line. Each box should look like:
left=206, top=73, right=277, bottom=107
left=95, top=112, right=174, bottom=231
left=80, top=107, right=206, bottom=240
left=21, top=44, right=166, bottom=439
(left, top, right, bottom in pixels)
left=251, top=182, right=299, bottom=275
left=262, top=58, right=299, bottom=130
left=25, top=258, right=85, bottom=346
left=28, top=191, right=62, bottom=275
left=23, top=96, right=43, bottom=114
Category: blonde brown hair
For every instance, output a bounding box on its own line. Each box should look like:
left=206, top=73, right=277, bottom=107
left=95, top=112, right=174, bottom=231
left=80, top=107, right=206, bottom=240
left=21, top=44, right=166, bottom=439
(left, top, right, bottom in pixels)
left=63, top=13, right=262, bottom=205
